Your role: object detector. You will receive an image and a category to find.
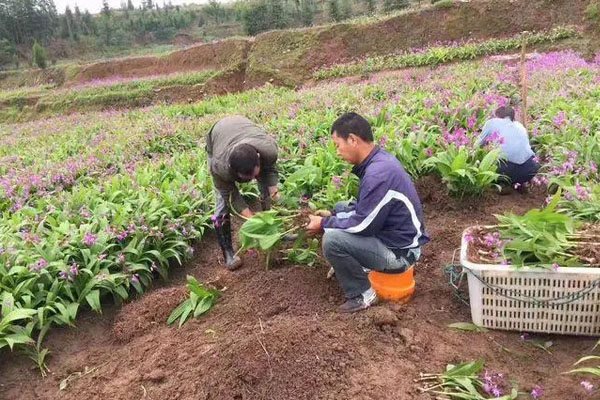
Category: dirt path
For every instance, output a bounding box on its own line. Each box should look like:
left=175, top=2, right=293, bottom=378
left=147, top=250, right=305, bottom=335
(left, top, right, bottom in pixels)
left=0, top=179, right=596, bottom=400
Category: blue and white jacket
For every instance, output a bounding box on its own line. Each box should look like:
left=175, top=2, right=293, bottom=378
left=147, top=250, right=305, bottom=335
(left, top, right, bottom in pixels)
left=322, top=146, right=429, bottom=250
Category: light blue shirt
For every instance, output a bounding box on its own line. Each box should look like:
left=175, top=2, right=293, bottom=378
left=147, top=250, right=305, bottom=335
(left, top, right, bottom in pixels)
left=479, top=117, right=534, bottom=164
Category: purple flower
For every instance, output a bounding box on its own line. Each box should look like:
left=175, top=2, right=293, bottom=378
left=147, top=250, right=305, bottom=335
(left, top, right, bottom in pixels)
left=59, top=270, right=69, bottom=280
left=30, top=259, right=48, bottom=272
left=464, top=233, right=474, bottom=243
left=482, top=370, right=504, bottom=398
left=131, top=274, right=139, bottom=283
left=467, top=114, right=477, bottom=129
left=83, top=232, right=97, bottom=247
left=520, top=332, right=530, bottom=341
left=581, top=381, right=594, bottom=393
left=247, top=249, right=257, bottom=256
left=379, top=136, right=388, bottom=147
left=531, top=384, right=544, bottom=399
left=486, top=131, right=506, bottom=147
left=117, top=253, right=126, bottom=264
left=553, top=111, right=567, bottom=128
left=552, top=263, right=560, bottom=271
left=332, top=176, right=342, bottom=188
left=424, top=148, right=434, bottom=157
left=69, top=263, right=79, bottom=276
left=575, top=183, right=590, bottom=202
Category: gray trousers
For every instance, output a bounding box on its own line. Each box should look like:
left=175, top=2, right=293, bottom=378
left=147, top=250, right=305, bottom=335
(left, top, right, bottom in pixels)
left=322, top=208, right=421, bottom=299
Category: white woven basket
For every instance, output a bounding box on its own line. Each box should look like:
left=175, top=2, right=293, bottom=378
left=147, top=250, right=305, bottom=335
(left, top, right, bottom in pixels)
left=460, top=227, right=600, bottom=336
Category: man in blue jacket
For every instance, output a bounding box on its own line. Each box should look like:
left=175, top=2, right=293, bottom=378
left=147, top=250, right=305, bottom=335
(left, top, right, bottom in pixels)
left=306, top=112, right=429, bottom=313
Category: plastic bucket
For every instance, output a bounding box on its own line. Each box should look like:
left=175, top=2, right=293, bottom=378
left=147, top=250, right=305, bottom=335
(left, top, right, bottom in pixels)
left=368, top=267, right=415, bottom=303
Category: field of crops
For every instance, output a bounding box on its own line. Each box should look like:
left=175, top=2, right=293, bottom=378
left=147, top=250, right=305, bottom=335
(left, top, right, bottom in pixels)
left=2, top=47, right=600, bottom=399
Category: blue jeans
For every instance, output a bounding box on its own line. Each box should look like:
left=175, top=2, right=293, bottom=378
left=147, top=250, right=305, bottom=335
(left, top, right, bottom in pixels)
left=322, top=219, right=421, bottom=299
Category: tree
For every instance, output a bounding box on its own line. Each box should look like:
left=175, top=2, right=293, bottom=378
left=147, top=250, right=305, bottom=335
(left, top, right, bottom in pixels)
left=128, top=0, right=135, bottom=10
left=32, top=40, right=47, bottom=69
left=0, top=38, right=16, bottom=68
left=299, top=0, right=315, bottom=26
left=64, top=6, right=74, bottom=40
left=364, top=0, right=376, bottom=15
left=328, top=0, right=341, bottom=22
left=102, top=0, right=111, bottom=16
left=340, top=0, right=352, bottom=20
left=242, top=1, right=269, bottom=35
left=267, top=0, right=288, bottom=29
left=205, top=0, right=224, bottom=24
left=383, top=0, right=409, bottom=13
left=82, top=9, right=95, bottom=35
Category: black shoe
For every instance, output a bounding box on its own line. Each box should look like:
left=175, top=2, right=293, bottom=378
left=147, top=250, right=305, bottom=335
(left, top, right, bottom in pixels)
left=214, top=214, right=242, bottom=271
left=338, top=288, right=378, bottom=313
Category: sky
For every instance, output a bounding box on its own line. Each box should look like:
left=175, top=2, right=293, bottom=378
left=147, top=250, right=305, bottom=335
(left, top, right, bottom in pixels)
left=52, top=0, right=212, bottom=14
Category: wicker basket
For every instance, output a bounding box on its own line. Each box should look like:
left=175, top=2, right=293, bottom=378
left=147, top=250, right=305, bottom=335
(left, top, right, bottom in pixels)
left=460, top=227, right=600, bottom=336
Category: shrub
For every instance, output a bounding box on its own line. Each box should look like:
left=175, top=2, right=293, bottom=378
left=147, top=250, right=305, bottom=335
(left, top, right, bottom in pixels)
left=433, top=0, right=454, bottom=8
left=32, top=41, right=47, bottom=69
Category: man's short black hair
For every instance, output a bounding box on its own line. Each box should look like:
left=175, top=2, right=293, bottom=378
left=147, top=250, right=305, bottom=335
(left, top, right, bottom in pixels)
left=229, top=144, right=259, bottom=177
left=495, top=106, right=515, bottom=121
left=331, top=112, right=374, bottom=142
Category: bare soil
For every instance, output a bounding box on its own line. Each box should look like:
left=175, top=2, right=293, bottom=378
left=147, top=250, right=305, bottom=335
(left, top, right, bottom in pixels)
left=0, top=179, right=596, bottom=400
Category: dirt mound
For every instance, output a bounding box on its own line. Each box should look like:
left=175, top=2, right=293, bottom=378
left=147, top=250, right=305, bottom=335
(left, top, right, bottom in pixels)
left=112, top=286, right=188, bottom=343
left=72, top=39, right=250, bottom=84
left=415, top=174, right=450, bottom=209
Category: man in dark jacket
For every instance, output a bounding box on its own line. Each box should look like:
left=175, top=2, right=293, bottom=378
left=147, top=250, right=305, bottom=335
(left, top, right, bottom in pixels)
left=306, top=112, right=429, bottom=313
left=206, top=115, right=280, bottom=270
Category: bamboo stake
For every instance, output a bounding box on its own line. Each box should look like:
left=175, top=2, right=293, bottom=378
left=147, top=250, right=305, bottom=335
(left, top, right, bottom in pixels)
left=520, top=36, right=528, bottom=130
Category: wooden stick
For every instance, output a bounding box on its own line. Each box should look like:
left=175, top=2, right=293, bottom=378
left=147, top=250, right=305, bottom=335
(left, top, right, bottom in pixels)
left=520, top=37, right=528, bottom=130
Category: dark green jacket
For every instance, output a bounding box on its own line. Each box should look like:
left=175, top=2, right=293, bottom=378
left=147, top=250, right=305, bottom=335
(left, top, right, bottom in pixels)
left=206, top=115, right=279, bottom=212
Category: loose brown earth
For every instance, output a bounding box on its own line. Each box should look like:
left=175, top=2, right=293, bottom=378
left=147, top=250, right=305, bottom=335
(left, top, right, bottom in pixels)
left=0, top=177, right=596, bottom=400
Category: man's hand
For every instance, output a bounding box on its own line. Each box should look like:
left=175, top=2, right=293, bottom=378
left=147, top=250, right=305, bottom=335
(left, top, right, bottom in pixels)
left=241, top=208, right=254, bottom=219
left=314, top=209, right=332, bottom=217
left=306, top=215, right=323, bottom=236
left=268, top=186, right=280, bottom=202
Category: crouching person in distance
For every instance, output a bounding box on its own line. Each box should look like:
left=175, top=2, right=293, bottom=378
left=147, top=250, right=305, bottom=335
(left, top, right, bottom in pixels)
left=478, top=105, right=540, bottom=194
left=306, top=112, right=429, bottom=313
left=206, top=115, right=280, bottom=270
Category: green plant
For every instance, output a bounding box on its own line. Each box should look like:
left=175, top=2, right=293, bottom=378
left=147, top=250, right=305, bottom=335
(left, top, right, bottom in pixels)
left=495, top=193, right=587, bottom=267
left=32, top=41, right=47, bottom=69
left=167, top=275, right=219, bottom=327
left=425, top=146, right=502, bottom=197
left=285, top=233, right=319, bottom=267
left=566, top=343, right=600, bottom=394
left=238, top=210, right=298, bottom=268
left=586, top=0, right=600, bottom=21
left=418, top=360, right=519, bottom=399
left=383, top=0, right=408, bottom=12
left=433, top=0, right=454, bottom=9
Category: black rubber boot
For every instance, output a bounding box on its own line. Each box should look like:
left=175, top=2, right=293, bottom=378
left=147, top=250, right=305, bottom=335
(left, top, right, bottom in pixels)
left=260, top=191, right=272, bottom=212
left=214, top=214, right=242, bottom=271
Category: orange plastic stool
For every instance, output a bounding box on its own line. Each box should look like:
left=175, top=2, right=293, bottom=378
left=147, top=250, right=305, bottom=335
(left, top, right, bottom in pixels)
left=368, top=267, right=415, bottom=303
